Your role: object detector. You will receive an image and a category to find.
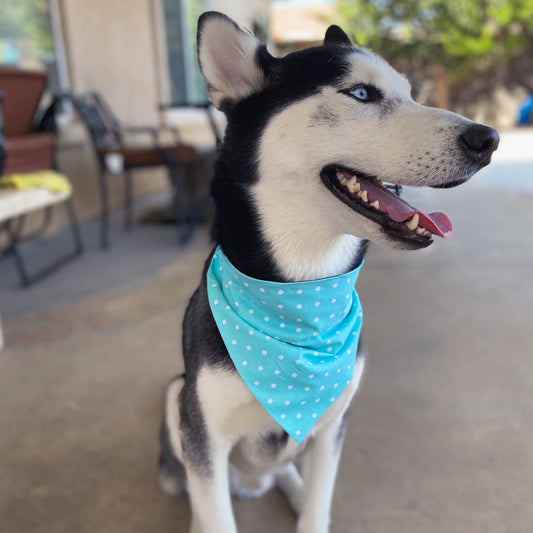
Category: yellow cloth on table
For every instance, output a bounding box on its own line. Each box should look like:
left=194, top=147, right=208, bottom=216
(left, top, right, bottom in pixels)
left=0, top=170, right=72, bottom=194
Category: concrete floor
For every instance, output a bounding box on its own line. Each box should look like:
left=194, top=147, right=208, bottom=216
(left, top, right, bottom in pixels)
left=1, top=130, right=532, bottom=532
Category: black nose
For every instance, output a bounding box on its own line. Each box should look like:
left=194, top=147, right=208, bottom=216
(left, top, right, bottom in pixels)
left=459, top=124, right=499, bottom=167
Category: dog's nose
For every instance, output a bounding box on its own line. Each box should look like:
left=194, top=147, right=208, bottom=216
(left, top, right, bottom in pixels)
left=459, top=124, right=500, bottom=166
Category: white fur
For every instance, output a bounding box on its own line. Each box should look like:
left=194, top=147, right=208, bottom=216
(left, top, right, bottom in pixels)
left=198, top=15, right=265, bottom=109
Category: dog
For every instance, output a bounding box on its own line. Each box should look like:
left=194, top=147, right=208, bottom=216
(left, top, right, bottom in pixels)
left=158, top=12, right=499, bottom=533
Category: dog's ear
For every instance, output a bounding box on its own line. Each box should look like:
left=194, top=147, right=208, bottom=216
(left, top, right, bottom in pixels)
left=197, top=12, right=269, bottom=110
left=324, top=25, right=353, bottom=47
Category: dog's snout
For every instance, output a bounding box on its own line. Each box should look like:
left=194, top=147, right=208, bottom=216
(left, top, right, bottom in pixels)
left=459, top=124, right=499, bottom=166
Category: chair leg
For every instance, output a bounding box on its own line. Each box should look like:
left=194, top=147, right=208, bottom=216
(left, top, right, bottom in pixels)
left=4, top=219, right=31, bottom=286
left=168, top=163, right=188, bottom=244
left=124, top=169, right=133, bottom=231
left=65, top=197, right=84, bottom=256
left=97, top=166, right=110, bottom=249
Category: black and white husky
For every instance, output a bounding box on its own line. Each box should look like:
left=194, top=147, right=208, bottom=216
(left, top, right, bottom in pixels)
left=158, top=12, right=499, bottom=533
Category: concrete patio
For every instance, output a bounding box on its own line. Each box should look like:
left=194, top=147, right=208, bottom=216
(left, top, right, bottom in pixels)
left=1, top=130, right=532, bottom=533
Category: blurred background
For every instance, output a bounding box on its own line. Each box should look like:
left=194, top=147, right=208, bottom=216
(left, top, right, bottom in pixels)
left=0, top=1, right=532, bottom=532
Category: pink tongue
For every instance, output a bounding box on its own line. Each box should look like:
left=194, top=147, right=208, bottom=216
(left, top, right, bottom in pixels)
left=342, top=171, right=453, bottom=238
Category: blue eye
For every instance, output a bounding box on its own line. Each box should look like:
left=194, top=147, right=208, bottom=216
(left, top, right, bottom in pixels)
left=351, top=87, right=369, bottom=101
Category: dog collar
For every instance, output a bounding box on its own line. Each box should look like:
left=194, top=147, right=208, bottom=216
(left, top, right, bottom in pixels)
left=207, top=247, right=363, bottom=443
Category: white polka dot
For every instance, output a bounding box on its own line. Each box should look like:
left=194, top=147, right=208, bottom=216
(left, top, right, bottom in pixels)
left=280, top=323, right=285, bottom=328
left=327, top=347, right=333, bottom=352
left=327, top=340, right=332, bottom=344
left=305, top=386, right=310, bottom=391
left=333, top=282, right=338, bottom=288
left=258, top=365, right=263, bottom=371
left=291, top=373, right=297, bottom=378
left=296, top=318, right=302, bottom=322
left=320, top=385, right=325, bottom=391
left=260, top=288, right=265, bottom=292
left=296, top=430, right=301, bottom=436
left=267, top=398, right=273, bottom=404
left=211, top=283, right=216, bottom=287
left=265, top=335, right=271, bottom=340
left=296, top=413, right=302, bottom=419
left=308, top=374, right=314, bottom=379
left=280, top=414, right=286, bottom=419
left=278, top=290, right=284, bottom=295
left=271, top=383, right=277, bottom=388
left=235, top=325, right=240, bottom=330
left=334, top=383, right=338, bottom=388
left=222, top=319, right=227, bottom=324
left=254, top=381, right=259, bottom=386
left=314, top=302, right=320, bottom=307
left=248, top=309, right=254, bottom=314
left=296, top=328, right=302, bottom=333
left=278, top=355, right=284, bottom=360
left=235, top=301, right=239, bottom=306
left=275, top=370, right=280, bottom=375
left=264, top=317, right=270, bottom=322
left=331, top=298, right=336, bottom=303
left=288, top=385, right=294, bottom=390
left=242, top=360, right=248, bottom=366
left=337, top=368, right=341, bottom=373
left=295, top=360, right=301, bottom=365
left=213, top=300, right=219, bottom=305
left=313, top=332, right=319, bottom=336
left=330, top=314, right=335, bottom=318
left=244, top=282, right=249, bottom=287
left=246, top=345, right=251, bottom=350
left=347, top=278, right=351, bottom=284
left=315, top=286, right=321, bottom=291
left=300, top=401, right=306, bottom=405
left=226, top=305, right=230, bottom=310
left=285, top=400, right=290, bottom=405
left=262, top=350, right=267, bottom=355
left=297, top=289, right=303, bottom=294
left=312, top=413, right=318, bottom=418
left=296, top=304, right=302, bottom=309
left=249, top=330, right=254, bottom=335
left=314, top=317, right=319, bottom=322
left=325, top=372, right=329, bottom=377
left=330, top=397, right=336, bottom=402
left=278, top=304, right=284, bottom=309
left=315, top=398, right=320, bottom=403
left=232, top=340, right=237, bottom=345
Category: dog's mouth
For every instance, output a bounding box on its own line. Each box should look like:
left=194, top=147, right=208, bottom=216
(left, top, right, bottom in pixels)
left=320, top=165, right=453, bottom=246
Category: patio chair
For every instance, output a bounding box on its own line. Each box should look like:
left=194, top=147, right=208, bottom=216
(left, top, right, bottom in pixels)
left=57, top=91, right=201, bottom=248
left=0, top=68, right=83, bottom=286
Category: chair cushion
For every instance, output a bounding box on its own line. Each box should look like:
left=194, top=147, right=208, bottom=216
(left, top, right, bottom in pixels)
left=1, top=132, right=54, bottom=175
left=98, top=143, right=197, bottom=168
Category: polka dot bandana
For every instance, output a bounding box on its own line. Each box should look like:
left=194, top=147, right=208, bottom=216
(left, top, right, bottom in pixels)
left=207, top=247, right=363, bottom=443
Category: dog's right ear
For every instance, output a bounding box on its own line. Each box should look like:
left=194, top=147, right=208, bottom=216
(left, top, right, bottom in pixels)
left=197, top=12, right=269, bottom=110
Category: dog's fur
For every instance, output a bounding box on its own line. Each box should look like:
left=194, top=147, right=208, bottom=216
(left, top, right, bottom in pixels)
left=158, top=12, right=499, bottom=533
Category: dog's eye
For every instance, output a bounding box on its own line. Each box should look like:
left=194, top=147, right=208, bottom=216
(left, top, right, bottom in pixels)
left=342, top=84, right=382, bottom=103
left=351, top=87, right=369, bottom=101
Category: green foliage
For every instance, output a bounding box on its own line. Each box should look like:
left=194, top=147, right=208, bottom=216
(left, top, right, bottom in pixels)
left=0, top=0, right=54, bottom=57
left=335, top=0, right=533, bottom=83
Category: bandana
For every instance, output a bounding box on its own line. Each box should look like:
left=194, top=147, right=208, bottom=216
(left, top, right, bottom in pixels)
left=207, top=247, right=363, bottom=443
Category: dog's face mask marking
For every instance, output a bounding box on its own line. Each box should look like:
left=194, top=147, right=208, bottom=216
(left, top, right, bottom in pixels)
left=198, top=14, right=499, bottom=273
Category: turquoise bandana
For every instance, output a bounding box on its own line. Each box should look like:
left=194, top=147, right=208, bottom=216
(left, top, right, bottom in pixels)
left=207, top=247, right=363, bottom=443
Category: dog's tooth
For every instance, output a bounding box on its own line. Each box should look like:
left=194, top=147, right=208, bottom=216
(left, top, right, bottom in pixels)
left=336, top=170, right=348, bottom=185
left=357, top=190, right=368, bottom=202
left=370, top=200, right=380, bottom=210
left=347, top=177, right=360, bottom=193
left=377, top=178, right=384, bottom=187
left=415, top=227, right=425, bottom=235
left=405, top=214, right=419, bottom=231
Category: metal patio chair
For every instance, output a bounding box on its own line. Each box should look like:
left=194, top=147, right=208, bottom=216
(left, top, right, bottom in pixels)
left=58, top=91, right=200, bottom=248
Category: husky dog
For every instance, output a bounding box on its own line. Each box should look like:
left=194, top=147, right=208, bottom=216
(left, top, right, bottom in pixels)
left=158, top=12, right=499, bottom=533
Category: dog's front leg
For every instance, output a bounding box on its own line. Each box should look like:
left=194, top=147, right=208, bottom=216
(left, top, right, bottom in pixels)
left=185, top=441, right=236, bottom=533
left=296, top=413, right=348, bottom=533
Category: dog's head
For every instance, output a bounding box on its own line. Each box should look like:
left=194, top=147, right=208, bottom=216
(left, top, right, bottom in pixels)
left=197, top=12, right=498, bottom=259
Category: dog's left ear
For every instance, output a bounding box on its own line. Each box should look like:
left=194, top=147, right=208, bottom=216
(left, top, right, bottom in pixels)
left=324, top=25, right=353, bottom=47
left=197, top=12, right=271, bottom=110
